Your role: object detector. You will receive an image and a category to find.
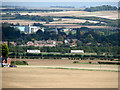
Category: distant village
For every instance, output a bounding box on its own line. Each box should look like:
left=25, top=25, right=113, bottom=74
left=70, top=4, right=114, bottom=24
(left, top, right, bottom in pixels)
left=14, top=24, right=74, bottom=34
left=1, top=39, right=78, bottom=47
left=1, top=23, right=102, bottom=48
left=1, top=24, right=79, bottom=47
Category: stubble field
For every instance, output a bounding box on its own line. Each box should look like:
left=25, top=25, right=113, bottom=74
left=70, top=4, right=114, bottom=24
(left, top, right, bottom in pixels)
left=19, top=11, right=118, bottom=19
left=2, top=59, right=118, bottom=88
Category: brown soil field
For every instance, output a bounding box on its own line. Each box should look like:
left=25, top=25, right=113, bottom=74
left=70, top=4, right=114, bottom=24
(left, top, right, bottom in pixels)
left=2, top=67, right=118, bottom=88
left=18, top=11, right=118, bottom=19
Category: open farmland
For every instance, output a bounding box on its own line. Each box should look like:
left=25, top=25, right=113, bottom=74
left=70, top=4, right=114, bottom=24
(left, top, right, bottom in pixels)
left=2, top=20, right=116, bottom=29
left=2, top=59, right=118, bottom=88
left=2, top=10, right=118, bottom=29
left=52, top=18, right=99, bottom=24
left=11, top=59, right=118, bottom=71
left=18, top=10, right=118, bottom=19
left=44, top=24, right=117, bottom=29
left=1, top=20, right=46, bottom=25
left=1, top=18, right=99, bottom=25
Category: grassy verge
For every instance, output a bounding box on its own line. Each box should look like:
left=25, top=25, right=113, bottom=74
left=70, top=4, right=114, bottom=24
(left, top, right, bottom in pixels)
left=16, top=66, right=119, bottom=72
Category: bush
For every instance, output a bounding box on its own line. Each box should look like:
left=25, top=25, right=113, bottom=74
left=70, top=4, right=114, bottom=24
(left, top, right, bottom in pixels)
left=11, top=61, right=16, bottom=65
left=73, top=61, right=79, bottom=63
left=16, top=60, right=24, bottom=65
left=89, top=61, right=92, bottom=64
left=11, top=60, right=29, bottom=65
left=98, top=61, right=120, bottom=65
left=22, top=61, right=29, bottom=65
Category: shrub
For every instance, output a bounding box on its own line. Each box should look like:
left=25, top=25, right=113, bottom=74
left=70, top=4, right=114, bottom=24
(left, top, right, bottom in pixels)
left=98, top=61, right=120, bottom=65
left=16, top=60, right=24, bottom=65
left=11, top=60, right=29, bottom=65
left=22, top=61, right=29, bottom=65
left=73, top=61, right=79, bottom=63
left=11, top=61, right=15, bottom=65
left=89, top=61, right=92, bottom=64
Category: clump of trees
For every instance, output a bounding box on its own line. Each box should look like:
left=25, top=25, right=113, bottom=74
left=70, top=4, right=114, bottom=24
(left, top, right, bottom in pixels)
left=54, top=16, right=118, bottom=27
left=15, top=15, right=54, bottom=22
left=84, top=5, right=118, bottom=12
left=2, top=24, right=21, bottom=41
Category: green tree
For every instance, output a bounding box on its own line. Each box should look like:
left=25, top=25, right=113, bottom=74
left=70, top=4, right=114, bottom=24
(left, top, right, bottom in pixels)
left=70, top=39, right=73, bottom=43
left=2, top=43, right=9, bottom=57
left=58, top=35, right=64, bottom=41
left=86, top=34, right=94, bottom=42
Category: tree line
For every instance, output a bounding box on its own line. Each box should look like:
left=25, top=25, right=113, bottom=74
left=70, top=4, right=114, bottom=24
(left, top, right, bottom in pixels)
left=84, top=5, right=118, bottom=12
left=53, top=16, right=118, bottom=27
left=15, top=14, right=54, bottom=22
left=2, top=8, right=63, bottom=12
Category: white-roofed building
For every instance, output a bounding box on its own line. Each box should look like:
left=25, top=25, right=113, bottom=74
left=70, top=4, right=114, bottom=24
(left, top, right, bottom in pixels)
left=71, top=50, right=84, bottom=53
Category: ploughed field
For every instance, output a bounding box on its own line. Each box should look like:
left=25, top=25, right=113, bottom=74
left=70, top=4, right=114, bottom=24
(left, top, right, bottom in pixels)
left=2, top=59, right=118, bottom=88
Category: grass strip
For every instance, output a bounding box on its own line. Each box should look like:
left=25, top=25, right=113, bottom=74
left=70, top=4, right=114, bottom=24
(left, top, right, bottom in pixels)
left=17, top=65, right=119, bottom=72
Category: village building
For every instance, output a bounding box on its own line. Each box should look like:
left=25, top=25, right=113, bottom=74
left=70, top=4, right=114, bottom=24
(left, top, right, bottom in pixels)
left=15, top=24, right=44, bottom=34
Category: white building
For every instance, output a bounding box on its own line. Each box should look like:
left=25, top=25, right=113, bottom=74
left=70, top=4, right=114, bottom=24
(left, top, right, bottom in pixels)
left=16, top=24, right=44, bottom=34
left=54, top=26, right=58, bottom=34
left=71, top=50, right=84, bottom=53
left=25, top=24, right=41, bottom=34
left=27, top=50, right=40, bottom=53
left=61, top=28, right=72, bottom=32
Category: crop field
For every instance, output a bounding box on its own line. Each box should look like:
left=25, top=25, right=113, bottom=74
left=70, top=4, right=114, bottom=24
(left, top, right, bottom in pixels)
left=44, top=24, right=116, bottom=29
left=18, top=10, right=118, bottom=19
left=2, top=10, right=118, bottom=29
left=2, top=58, right=119, bottom=88
left=1, top=20, right=46, bottom=25
left=2, top=59, right=119, bottom=88
left=10, top=59, right=118, bottom=71
left=52, top=18, right=99, bottom=24
left=1, top=18, right=98, bottom=25
left=2, top=19, right=115, bottom=29
left=2, top=67, right=118, bottom=88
